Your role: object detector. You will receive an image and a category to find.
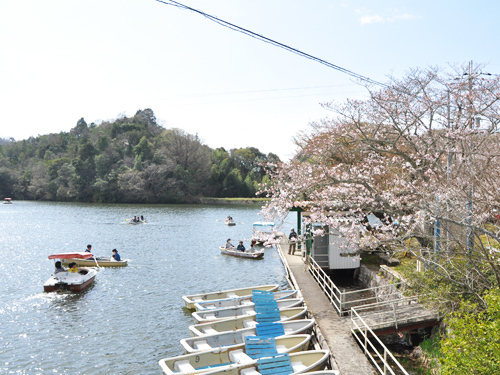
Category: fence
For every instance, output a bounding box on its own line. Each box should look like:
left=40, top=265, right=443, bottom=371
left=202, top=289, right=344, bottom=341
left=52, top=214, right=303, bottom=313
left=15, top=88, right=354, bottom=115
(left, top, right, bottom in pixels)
left=307, top=256, right=406, bottom=315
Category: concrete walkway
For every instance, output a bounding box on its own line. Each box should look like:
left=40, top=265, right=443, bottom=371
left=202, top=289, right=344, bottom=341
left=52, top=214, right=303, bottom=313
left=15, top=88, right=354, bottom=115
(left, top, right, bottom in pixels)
left=278, top=243, right=376, bottom=375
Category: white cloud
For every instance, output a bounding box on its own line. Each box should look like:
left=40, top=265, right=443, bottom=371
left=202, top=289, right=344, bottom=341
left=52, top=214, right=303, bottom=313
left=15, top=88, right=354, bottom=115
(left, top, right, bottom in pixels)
left=359, top=14, right=385, bottom=24
left=358, top=9, right=420, bottom=24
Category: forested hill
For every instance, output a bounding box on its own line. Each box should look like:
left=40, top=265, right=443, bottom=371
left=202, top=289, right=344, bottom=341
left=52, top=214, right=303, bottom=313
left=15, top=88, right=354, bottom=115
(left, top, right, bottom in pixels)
left=0, top=109, right=279, bottom=203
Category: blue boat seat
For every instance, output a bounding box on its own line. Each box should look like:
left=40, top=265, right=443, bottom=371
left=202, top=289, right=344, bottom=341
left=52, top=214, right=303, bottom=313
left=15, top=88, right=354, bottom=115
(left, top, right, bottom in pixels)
left=244, top=336, right=278, bottom=359
left=255, top=322, right=285, bottom=337
left=257, top=354, right=293, bottom=375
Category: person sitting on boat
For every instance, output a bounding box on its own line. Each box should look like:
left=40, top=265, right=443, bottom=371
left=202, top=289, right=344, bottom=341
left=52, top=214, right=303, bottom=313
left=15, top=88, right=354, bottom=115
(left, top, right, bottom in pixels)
left=225, top=239, right=234, bottom=249
left=227, top=215, right=233, bottom=220
left=236, top=241, right=245, bottom=251
left=68, top=262, right=79, bottom=273
left=111, top=249, right=121, bottom=261
left=85, top=244, right=92, bottom=253
left=132, top=216, right=137, bottom=222
left=54, top=261, right=65, bottom=273
left=140, top=215, right=145, bottom=222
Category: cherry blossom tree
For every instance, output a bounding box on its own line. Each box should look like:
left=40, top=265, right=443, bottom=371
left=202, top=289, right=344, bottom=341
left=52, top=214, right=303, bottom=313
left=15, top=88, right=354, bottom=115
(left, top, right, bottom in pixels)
left=261, top=64, right=500, bottom=303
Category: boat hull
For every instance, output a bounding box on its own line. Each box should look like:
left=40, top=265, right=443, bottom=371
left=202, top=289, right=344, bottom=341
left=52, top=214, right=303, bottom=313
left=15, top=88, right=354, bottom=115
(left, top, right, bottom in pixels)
left=189, top=306, right=309, bottom=336
left=180, top=319, right=316, bottom=353
left=61, top=258, right=128, bottom=267
left=182, top=284, right=279, bottom=309
left=166, top=350, right=330, bottom=375
left=194, top=290, right=298, bottom=311
left=192, top=298, right=304, bottom=324
left=43, top=268, right=97, bottom=293
left=220, top=247, right=264, bottom=259
left=159, top=335, right=312, bottom=375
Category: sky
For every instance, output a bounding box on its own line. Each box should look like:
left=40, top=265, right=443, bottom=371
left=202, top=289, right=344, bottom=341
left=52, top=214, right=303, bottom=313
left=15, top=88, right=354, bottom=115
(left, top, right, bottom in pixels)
left=1, top=0, right=500, bottom=160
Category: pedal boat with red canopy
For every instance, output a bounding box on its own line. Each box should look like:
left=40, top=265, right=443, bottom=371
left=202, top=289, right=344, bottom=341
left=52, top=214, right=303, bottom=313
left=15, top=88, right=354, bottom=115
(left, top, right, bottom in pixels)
left=43, top=252, right=98, bottom=292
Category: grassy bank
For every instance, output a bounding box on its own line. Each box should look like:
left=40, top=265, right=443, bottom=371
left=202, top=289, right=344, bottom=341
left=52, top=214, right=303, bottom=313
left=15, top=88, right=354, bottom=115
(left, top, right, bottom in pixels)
left=200, top=197, right=269, bottom=205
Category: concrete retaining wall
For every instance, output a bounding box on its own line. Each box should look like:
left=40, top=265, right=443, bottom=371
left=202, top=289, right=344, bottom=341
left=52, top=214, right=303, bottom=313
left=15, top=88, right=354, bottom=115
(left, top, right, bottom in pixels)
left=358, top=264, right=406, bottom=302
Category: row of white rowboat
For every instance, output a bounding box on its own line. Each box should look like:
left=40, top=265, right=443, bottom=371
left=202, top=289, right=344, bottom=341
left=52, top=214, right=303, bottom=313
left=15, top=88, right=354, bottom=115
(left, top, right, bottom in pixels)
left=158, top=284, right=339, bottom=375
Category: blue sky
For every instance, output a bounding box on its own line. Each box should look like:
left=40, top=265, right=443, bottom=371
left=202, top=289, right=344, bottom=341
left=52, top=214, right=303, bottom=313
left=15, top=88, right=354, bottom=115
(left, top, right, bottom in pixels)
left=1, top=0, right=499, bottom=159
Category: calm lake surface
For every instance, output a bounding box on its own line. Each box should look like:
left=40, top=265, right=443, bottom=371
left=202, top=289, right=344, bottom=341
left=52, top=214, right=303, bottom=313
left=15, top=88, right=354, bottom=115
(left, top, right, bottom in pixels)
left=0, top=201, right=295, bottom=375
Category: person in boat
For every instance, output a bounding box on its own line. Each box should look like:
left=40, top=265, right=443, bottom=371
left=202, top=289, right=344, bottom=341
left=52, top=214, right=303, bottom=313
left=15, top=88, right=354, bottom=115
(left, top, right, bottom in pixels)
left=140, top=215, right=144, bottom=222
left=225, top=239, right=234, bottom=249
left=85, top=244, right=92, bottom=253
left=111, top=249, right=121, bottom=261
left=288, top=228, right=298, bottom=254
left=54, top=261, right=65, bottom=273
left=68, top=262, right=79, bottom=273
left=226, top=215, right=233, bottom=221
left=236, top=241, right=245, bottom=251
left=132, top=216, right=137, bottom=223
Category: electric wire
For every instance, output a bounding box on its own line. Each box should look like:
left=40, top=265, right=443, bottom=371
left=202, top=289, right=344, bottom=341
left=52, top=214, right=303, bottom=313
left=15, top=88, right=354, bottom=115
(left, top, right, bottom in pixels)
left=154, top=0, right=388, bottom=88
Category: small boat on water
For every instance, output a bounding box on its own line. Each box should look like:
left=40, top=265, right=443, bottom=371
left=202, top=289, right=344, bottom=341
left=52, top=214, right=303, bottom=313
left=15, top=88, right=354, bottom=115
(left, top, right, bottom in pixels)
left=225, top=218, right=236, bottom=226
left=194, top=290, right=298, bottom=311
left=220, top=246, right=264, bottom=259
left=159, top=335, right=312, bottom=375
left=182, top=285, right=279, bottom=310
left=167, top=350, right=331, bottom=375
left=43, top=252, right=98, bottom=293
left=252, top=222, right=276, bottom=245
left=61, top=256, right=128, bottom=267
left=180, top=320, right=316, bottom=353
left=3, top=198, right=13, bottom=204
left=192, top=298, right=304, bottom=324
left=189, top=306, right=309, bottom=337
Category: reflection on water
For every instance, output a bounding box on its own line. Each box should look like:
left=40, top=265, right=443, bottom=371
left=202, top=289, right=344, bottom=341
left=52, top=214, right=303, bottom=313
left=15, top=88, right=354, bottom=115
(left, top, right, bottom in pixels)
left=0, top=201, right=295, bottom=374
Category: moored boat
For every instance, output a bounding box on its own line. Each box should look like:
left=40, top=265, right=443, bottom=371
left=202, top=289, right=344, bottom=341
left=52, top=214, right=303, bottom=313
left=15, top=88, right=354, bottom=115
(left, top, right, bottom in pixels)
left=192, top=297, right=304, bottom=324
left=180, top=319, right=316, bottom=353
left=159, top=335, right=312, bottom=374
left=182, top=284, right=279, bottom=310
left=251, top=222, right=276, bottom=245
left=194, top=290, right=298, bottom=311
left=173, top=350, right=331, bottom=375
left=43, top=252, right=98, bottom=292
left=220, top=246, right=264, bottom=259
left=3, top=197, right=13, bottom=204
left=61, top=256, right=128, bottom=267
left=189, top=306, right=309, bottom=336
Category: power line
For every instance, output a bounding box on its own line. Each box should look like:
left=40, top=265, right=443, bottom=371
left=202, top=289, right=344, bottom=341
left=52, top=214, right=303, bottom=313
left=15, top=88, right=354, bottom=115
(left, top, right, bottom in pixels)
left=154, top=0, right=388, bottom=88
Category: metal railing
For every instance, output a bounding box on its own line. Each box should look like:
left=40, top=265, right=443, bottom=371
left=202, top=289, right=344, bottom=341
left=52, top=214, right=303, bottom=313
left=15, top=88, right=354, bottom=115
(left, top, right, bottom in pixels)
left=350, top=307, right=409, bottom=375
left=307, top=256, right=406, bottom=315
left=350, top=296, right=441, bottom=331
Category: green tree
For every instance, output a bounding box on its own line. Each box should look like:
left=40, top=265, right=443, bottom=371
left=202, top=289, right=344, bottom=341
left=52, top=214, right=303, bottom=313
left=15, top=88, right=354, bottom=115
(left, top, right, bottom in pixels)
left=441, top=288, right=500, bottom=374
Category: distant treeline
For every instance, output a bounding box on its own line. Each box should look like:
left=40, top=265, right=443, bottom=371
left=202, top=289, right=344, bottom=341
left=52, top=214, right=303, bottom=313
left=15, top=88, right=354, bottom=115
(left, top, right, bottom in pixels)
left=0, top=109, right=279, bottom=203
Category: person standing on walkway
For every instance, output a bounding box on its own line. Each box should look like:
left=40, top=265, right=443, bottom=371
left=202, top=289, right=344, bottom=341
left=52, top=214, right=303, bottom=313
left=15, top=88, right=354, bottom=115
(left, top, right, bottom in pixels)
left=288, top=228, right=298, bottom=254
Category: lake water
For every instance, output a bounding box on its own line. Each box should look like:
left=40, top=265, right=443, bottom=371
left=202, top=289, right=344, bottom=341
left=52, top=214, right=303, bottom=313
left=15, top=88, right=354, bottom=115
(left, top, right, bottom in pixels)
left=0, top=201, right=295, bottom=374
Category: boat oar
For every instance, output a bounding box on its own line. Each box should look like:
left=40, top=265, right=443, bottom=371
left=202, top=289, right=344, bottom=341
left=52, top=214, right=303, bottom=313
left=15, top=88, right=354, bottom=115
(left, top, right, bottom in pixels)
left=93, top=256, right=100, bottom=268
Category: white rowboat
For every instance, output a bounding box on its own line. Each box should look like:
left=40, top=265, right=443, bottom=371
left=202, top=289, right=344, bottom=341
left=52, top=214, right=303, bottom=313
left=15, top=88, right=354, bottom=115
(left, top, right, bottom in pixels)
left=194, top=290, right=297, bottom=311
left=159, top=335, right=312, bottom=374
left=180, top=319, right=316, bottom=353
left=192, top=298, right=304, bottom=324
left=183, top=285, right=279, bottom=310
left=189, top=307, right=309, bottom=337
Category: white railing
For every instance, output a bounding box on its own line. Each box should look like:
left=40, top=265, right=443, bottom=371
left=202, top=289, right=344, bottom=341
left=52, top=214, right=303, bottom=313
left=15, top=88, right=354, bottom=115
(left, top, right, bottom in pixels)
left=307, top=256, right=406, bottom=315
left=350, top=307, right=409, bottom=375
left=307, top=255, right=344, bottom=314
left=351, top=297, right=441, bottom=331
